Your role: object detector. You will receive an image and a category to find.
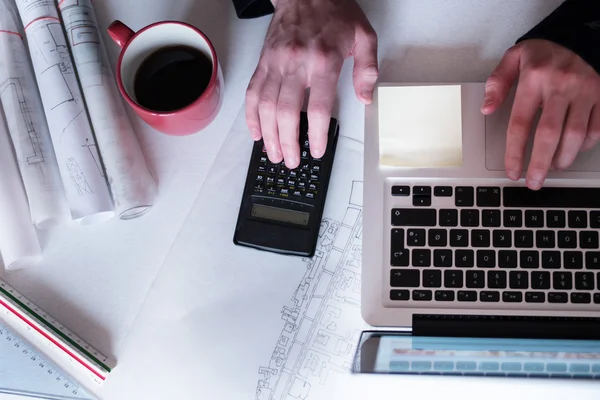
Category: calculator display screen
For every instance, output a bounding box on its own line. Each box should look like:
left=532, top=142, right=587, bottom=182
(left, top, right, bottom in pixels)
left=251, top=204, right=309, bottom=226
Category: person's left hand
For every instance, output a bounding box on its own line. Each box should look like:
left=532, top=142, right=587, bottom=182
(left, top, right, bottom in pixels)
left=481, top=39, right=600, bottom=190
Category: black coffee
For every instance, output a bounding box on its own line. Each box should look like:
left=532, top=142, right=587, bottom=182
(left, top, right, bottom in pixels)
left=133, top=45, right=213, bottom=112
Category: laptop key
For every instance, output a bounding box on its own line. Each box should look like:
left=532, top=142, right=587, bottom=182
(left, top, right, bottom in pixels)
left=536, top=231, right=555, bottom=248
left=548, top=292, right=568, bottom=303
left=435, top=290, right=455, bottom=301
left=580, top=231, right=599, bottom=249
left=450, top=229, right=469, bottom=247
left=504, top=210, right=522, bottom=227
left=480, top=291, right=500, bottom=302
left=460, top=209, right=479, bottom=227
left=434, top=186, right=452, bottom=197
left=457, top=290, right=477, bottom=302
left=428, top=229, right=448, bottom=247
left=594, top=293, right=600, bottom=304
left=392, top=209, right=436, bottom=226
left=433, top=250, right=452, bottom=267
left=553, top=271, right=573, bottom=290
left=444, top=270, right=463, bottom=288
left=531, top=271, right=550, bottom=289
left=585, top=252, right=600, bottom=269
left=455, top=250, right=474, bottom=267
left=558, top=231, right=577, bottom=248
left=413, top=290, right=433, bottom=301
left=471, top=230, right=490, bottom=247
left=504, top=187, right=600, bottom=208
left=503, top=291, right=522, bottom=302
left=423, top=270, right=442, bottom=287
left=412, top=249, right=431, bottom=266
left=493, top=230, right=512, bottom=248
left=390, top=229, right=409, bottom=267
left=466, top=271, right=485, bottom=288
left=476, top=250, right=495, bottom=268
left=482, top=210, right=501, bottom=227
left=476, top=187, right=501, bottom=207
left=414, top=186, right=431, bottom=195
left=547, top=210, right=566, bottom=228
left=525, top=210, right=544, bottom=227
left=568, top=211, right=587, bottom=228
left=455, top=186, right=474, bottom=207
left=520, top=251, right=539, bottom=268
left=390, top=290, right=410, bottom=300
left=571, top=293, right=591, bottom=304
left=525, top=292, right=545, bottom=303
left=390, top=269, right=419, bottom=287
left=413, top=195, right=431, bottom=207
left=515, top=230, right=534, bottom=248
left=439, top=209, right=458, bottom=226
left=407, top=229, right=426, bottom=246
left=542, top=251, right=561, bottom=269
left=591, top=211, right=600, bottom=228
left=575, top=272, right=594, bottom=290
left=499, top=250, right=518, bottom=268
left=509, top=271, right=528, bottom=289
left=564, top=251, right=583, bottom=269
left=391, top=186, right=410, bottom=196
left=488, top=271, right=507, bottom=288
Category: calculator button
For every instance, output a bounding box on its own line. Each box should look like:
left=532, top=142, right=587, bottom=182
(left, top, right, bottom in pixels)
left=310, top=173, right=319, bottom=181
left=305, top=192, right=315, bottom=200
left=287, top=179, right=296, bottom=187
left=292, top=190, right=302, bottom=197
left=302, top=138, right=310, bottom=148
left=279, top=166, right=289, bottom=176
left=258, top=165, right=266, bottom=173
left=254, top=184, right=264, bottom=193
left=256, top=174, right=265, bottom=182
left=308, top=182, right=318, bottom=191
left=301, top=149, right=309, bottom=159
left=266, top=176, right=275, bottom=184
left=267, top=165, right=277, bottom=174
left=279, top=188, right=290, bottom=197
left=299, top=172, right=309, bottom=181
left=301, top=163, right=310, bottom=171
left=312, top=164, right=321, bottom=173
left=267, top=186, right=276, bottom=195
left=298, top=181, right=306, bottom=190
left=289, top=170, right=298, bottom=178
left=260, top=156, right=267, bottom=163
left=277, top=178, right=285, bottom=186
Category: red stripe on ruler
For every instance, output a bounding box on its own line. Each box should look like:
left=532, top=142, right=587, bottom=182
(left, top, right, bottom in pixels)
left=0, top=297, right=105, bottom=381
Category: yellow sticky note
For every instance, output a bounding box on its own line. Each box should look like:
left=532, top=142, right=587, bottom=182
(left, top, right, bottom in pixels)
left=378, top=85, right=463, bottom=167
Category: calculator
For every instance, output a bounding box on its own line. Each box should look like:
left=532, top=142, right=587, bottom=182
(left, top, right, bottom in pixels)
left=233, top=112, right=339, bottom=257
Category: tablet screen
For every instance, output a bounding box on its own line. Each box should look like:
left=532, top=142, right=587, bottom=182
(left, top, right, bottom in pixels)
left=354, top=332, right=600, bottom=379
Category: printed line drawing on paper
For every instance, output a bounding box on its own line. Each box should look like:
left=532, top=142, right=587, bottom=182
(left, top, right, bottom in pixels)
left=256, top=181, right=368, bottom=400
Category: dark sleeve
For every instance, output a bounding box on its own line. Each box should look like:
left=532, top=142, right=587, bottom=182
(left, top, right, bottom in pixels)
left=232, top=0, right=274, bottom=18
left=516, top=0, right=600, bottom=74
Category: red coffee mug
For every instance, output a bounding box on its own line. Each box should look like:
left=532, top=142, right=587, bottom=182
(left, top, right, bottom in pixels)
left=107, top=20, right=223, bottom=135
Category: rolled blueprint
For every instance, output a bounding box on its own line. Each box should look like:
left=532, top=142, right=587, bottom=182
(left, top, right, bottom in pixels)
left=58, top=0, right=157, bottom=219
left=0, top=0, right=70, bottom=229
left=0, top=106, right=42, bottom=270
left=14, top=0, right=114, bottom=224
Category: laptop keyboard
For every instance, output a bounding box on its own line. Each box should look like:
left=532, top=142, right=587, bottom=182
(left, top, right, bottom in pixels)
left=388, top=185, right=600, bottom=306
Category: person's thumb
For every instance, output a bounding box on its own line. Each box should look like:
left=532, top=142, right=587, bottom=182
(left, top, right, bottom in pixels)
left=352, top=28, right=379, bottom=104
left=481, top=44, right=521, bottom=114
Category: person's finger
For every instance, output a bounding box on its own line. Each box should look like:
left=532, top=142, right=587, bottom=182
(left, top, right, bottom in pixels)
left=258, top=73, right=283, bottom=163
left=307, top=67, right=341, bottom=159
left=581, top=105, right=600, bottom=151
left=504, top=80, right=541, bottom=181
left=352, top=27, right=378, bottom=104
left=526, top=95, right=569, bottom=190
left=277, top=74, right=305, bottom=169
left=481, top=45, right=521, bottom=115
left=245, top=66, right=267, bottom=140
left=552, top=101, right=593, bottom=170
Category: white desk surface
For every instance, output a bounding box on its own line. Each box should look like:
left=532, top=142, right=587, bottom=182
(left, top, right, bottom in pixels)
left=2, top=0, right=600, bottom=399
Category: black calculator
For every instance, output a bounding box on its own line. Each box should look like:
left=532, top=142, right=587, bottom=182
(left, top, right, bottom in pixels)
left=233, top=112, right=339, bottom=257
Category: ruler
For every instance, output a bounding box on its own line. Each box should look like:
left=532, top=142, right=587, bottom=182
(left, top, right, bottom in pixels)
left=0, top=278, right=115, bottom=397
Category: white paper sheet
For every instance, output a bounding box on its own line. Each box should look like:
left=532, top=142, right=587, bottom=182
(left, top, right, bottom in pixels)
left=0, top=105, right=41, bottom=270
left=15, top=0, right=114, bottom=224
left=99, top=106, right=370, bottom=399
left=0, top=0, right=69, bottom=229
left=378, top=85, right=463, bottom=167
left=58, top=0, right=157, bottom=219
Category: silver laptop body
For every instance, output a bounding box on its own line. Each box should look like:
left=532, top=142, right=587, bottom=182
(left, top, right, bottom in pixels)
left=362, top=82, right=600, bottom=329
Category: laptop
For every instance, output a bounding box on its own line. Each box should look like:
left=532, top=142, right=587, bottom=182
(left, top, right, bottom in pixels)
left=358, top=82, right=600, bottom=378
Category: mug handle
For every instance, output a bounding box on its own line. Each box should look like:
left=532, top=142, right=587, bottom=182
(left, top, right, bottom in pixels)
left=107, top=20, right=135, bottom=48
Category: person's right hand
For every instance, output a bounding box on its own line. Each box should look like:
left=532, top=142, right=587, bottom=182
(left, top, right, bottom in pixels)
left=245, top=0, right=378, bottom=168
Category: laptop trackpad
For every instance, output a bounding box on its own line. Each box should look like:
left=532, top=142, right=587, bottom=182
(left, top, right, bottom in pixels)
left=485, top=91, right=600, bottom=172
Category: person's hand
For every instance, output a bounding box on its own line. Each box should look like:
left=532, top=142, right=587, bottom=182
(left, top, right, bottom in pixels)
left=481, top=39, right=600, bottom=190
left=245, top=0, right=378, bottom=168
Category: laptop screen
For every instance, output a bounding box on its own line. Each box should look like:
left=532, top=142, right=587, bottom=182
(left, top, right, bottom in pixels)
left=354, top=331, right=600, bottom=379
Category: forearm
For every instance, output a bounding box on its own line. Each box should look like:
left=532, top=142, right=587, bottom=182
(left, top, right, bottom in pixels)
left=517, top=0, right=600, bottom=74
